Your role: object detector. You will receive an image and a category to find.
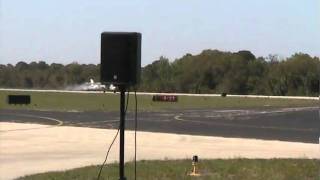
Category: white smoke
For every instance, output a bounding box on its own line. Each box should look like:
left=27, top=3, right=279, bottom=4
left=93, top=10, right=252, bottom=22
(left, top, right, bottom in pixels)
left=64, top=83, right=88, bottom=91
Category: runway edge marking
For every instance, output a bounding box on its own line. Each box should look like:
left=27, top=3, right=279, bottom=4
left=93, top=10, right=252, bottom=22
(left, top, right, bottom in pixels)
left=0, top=113, right=63, bottom=132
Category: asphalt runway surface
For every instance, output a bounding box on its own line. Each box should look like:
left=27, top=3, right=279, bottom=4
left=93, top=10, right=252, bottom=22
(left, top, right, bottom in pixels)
left=0, top=107, right=319, bottom=144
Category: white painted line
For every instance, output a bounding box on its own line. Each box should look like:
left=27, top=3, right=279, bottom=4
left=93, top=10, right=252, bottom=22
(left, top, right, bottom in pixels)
left=174, top=114, right=185, bottom=121
left=0, top=113, right=63, bottom=133
left=14, top=114, right=63, bottom=126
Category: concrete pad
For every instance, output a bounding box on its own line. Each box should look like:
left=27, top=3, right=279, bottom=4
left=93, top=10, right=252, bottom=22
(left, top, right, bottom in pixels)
left=0, top=122, right=319, bottom=180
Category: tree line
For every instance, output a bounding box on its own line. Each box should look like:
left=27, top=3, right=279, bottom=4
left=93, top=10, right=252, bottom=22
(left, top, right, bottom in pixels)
left=0, top=50, right=319, bottom=96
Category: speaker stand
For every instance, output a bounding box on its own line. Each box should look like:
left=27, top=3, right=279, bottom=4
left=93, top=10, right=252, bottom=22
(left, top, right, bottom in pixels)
left=119, top=85, right=127, bottom=180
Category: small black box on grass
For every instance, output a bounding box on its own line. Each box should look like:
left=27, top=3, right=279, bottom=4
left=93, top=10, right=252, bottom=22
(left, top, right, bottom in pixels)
left=7, top=95, right=31, bottom=105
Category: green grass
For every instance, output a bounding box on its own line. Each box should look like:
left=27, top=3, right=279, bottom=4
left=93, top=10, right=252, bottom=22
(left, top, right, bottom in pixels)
left=18, top=159, right=320, bottom=180
left=0, top=90, right=318, bottom=112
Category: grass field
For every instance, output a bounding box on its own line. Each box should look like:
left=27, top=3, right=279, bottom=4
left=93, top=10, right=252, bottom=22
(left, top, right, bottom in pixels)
left=18, top=159, right=320, bottom=180
left=0, top=90, right=318, bottom=111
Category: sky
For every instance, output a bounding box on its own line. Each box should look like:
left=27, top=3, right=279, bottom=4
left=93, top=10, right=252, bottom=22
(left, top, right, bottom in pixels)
left=0, top=0, right=319, bottom=66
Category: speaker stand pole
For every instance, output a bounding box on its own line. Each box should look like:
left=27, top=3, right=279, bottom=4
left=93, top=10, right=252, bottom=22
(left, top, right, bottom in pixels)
left=119, top=85, right=126, bottom=180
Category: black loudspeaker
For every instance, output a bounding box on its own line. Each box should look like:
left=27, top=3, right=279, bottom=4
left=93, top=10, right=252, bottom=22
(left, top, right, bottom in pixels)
left=100, top=32, right=141, bottom=86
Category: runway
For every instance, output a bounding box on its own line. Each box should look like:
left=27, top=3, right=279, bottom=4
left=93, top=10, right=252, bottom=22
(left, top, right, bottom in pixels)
left=0, top=107, right=318, bottom=144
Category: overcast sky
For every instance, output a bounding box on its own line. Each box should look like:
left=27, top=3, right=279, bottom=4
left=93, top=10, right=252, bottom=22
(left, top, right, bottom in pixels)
left=0, top=0, right=319, bottom=66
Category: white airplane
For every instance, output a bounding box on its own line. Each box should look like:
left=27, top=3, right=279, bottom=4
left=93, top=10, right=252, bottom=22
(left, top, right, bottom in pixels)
left=81, top=79, right=106, bottom=91
left=81, top=79, right=116, bottom=91
left=109, top=84, right=116, bottom=91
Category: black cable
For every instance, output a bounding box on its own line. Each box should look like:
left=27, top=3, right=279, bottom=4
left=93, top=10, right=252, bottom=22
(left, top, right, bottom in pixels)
left=97, top=90, right=130, bottom=180
left=96, top=128, right=119, bottom=180
left=134, top=90, right=138, bottom=180
left=125, top=90, right=130, bottom=112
